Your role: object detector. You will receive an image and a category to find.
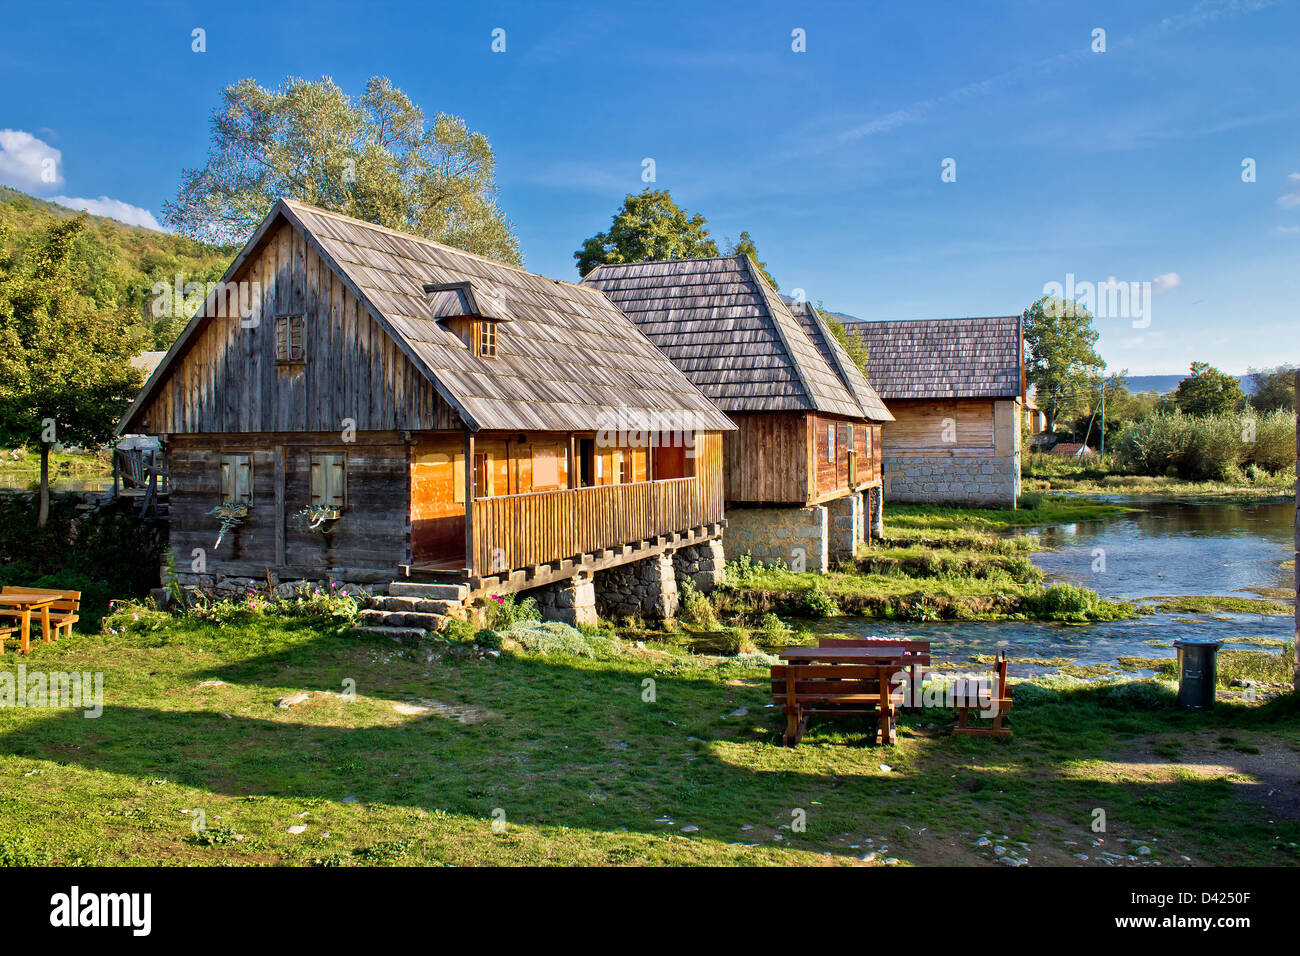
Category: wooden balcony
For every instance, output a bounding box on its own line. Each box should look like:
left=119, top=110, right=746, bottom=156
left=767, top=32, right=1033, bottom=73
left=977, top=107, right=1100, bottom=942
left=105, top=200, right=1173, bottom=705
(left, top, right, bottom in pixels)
left=469, top=476, right=719, bottom=576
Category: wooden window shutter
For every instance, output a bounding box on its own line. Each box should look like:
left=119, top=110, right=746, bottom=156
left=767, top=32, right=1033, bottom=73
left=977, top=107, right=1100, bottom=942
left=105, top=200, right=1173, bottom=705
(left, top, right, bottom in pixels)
left=220, top=454, right=252, bottom=504
left=329, top=456, right=346, bottom=507
left=309, top=457, right=323, bottom=506
left=236, top=456, right=252, bottom=503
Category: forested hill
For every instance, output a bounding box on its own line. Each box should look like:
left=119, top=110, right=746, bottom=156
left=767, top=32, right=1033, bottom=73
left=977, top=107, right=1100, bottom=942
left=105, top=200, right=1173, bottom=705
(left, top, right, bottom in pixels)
left=0, top=186, right=235, bottom=350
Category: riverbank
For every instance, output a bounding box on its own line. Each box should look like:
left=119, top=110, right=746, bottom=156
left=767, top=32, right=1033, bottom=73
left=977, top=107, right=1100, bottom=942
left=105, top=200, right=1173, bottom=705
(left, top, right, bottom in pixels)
left=701, top=497, right=1137, bottom=625
left=1024, top=453, right=1294, bottom=501
left=0, top=607, right=1294, bottom=866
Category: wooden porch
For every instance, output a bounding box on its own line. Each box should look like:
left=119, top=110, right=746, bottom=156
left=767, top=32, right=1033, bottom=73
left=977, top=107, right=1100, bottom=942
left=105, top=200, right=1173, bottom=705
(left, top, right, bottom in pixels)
left=405, top=474, right=724, bottom=595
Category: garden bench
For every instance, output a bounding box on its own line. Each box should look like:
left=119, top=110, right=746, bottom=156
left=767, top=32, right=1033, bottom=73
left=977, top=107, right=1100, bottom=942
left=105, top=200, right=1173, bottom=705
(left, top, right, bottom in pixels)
left=770, top=660, right=905, bottom=746
left=0, top=622, right=17, bottom=654
left=818, top=637, right=931, bottom=708
left=952, top=651, right=1013, bottom=738
left=0, top=587, right=81, bottom=641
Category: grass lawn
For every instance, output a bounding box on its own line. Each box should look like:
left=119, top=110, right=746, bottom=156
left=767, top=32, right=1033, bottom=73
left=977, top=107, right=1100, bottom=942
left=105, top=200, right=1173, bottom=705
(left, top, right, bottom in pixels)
left=2, top=611, right=1296, bottom=867
left=1024, top=454, right=1295, bottom=501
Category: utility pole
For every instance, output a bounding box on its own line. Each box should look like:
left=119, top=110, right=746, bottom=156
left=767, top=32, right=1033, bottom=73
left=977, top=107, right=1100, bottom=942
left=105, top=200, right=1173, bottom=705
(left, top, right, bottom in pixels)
left=1099, top=379, right=1105, bottom=456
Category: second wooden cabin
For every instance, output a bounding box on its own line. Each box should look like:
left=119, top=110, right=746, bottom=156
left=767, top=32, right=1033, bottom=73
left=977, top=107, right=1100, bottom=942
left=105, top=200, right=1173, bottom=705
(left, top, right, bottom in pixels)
left=583, top=255, right=893, bottom=572
left=117, top=200, right=735, bottom=630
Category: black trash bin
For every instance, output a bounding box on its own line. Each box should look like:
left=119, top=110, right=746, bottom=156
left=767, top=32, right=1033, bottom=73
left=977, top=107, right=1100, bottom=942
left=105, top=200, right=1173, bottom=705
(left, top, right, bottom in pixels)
left=1172, top=637, right=1223, bottom=710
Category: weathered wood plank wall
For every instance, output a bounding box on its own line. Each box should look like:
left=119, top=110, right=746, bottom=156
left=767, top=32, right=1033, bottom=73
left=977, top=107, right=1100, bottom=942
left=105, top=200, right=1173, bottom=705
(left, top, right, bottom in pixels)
left=138, top=221, right=460, bottom=435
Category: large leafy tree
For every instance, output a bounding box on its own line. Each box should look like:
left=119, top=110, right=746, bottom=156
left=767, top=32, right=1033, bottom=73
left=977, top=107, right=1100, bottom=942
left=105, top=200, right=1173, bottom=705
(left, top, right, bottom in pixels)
left=0, top=217, right=145, bottom=525
left=1172, top=362, right=1246, bottom=416
left=1021, top=296, right=1105, bottom=432
left=164, top=76, right=520, bottom=264
left=1246, top=363, right=1296, bottom=413
left=575, top=189, right=718, bottom=276
left=725, top=231, right=778, bottom=290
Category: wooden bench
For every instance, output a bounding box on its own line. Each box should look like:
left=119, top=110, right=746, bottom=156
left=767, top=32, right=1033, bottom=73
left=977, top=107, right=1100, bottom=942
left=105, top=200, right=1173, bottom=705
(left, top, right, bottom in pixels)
left=818, top=637, right=931, bottom=709
left=952, top=651, right=1013, bottom=738
left=770, top=662, right=905, bottom=746
left=0, top=622, right=17, bottom=655
left=0, top=587, right=81, bottom=641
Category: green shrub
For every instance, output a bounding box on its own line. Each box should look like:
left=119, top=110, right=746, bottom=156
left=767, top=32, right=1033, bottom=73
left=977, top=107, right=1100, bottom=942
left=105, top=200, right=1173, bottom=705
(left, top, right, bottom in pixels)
left=499, top=620, right=625, bottom=659
left=802, top=583, right=840, bottom=618
left=678, top=579, right=720, bottom=628
left=483, top=593, right=540, bottom=629
left=474, top=628, right=503, bottom=649
left=717, top=627, right=757, bottom=656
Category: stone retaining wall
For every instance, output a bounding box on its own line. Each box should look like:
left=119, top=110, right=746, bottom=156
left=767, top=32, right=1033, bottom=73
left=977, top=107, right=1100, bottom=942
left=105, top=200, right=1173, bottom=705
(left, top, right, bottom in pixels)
left=882, top=452, right=1019, bottom=509
left=723, top=505, right=829, bottom=573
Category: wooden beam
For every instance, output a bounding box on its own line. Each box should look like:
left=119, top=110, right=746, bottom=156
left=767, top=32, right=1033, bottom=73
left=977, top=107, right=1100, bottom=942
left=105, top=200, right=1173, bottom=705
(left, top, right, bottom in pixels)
left=274, top=446, right=286, bottom=567
left=464, top=430, right=475, bottom=573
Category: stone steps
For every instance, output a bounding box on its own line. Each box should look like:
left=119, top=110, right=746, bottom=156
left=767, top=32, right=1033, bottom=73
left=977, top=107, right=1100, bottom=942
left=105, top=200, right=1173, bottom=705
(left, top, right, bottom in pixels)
left=352, top=624, right=431, bottom=643
left=369, top=595, right=467, bottom=617
left=357, top=608, right=451, bottom=631
left=388, top=581, right=468, bottom=601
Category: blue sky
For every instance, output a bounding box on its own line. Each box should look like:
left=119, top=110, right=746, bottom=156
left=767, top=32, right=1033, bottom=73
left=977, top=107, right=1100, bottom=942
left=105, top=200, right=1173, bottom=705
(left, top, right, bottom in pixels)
left=1, top=0, right=1297, bottom=375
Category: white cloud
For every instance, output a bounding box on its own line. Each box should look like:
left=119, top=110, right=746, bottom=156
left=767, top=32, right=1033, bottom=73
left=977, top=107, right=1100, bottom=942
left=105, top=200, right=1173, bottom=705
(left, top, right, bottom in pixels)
left=50, top=195, right=163, bottom=231
left=1286, top=171, right=1300, bottom=181
left=0, top=129, right=63, bottom=190
left=1278, top=224, right=1300, bottom=235
left=1153, top=272, right=1181, bottom=292
left=1277, top=191, right=1300, bottom=209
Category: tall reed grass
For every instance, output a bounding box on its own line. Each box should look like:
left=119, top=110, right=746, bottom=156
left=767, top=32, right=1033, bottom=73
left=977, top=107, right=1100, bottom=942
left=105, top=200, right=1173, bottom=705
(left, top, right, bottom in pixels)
left=1113, top=409, right=1295, bottom=480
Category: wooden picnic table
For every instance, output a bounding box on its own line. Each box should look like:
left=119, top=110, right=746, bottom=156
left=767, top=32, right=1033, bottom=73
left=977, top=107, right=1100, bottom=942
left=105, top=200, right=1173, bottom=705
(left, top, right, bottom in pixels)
left=0, top=592, right=58, bottom=654
left=778, top=645, right=906, bottom=664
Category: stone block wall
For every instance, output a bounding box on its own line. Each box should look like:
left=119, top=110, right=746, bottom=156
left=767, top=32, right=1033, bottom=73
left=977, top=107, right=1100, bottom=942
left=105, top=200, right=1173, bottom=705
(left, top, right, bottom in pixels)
left=723, top=505, right=829, bottom=573
left=826, top=494, right=861, bottom=565
left=672, top=538, right=726, bottom=592
left=882, top=453, right=1019, bottom=509
left=594, top=552, right=679, bottom=621
left=532, top=571, right=597, bottom=627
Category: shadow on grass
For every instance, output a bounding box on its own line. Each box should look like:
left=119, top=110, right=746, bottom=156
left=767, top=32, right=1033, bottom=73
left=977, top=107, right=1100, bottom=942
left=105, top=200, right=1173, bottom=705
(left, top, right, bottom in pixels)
left=2, top=625, right=1297, bottom=857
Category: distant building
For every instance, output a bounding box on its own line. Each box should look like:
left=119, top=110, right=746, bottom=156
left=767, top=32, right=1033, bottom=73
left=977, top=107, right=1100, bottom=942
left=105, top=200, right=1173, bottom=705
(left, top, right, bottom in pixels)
left=1050, top=442, right=1095, bottom=458
left=847, top=316, right=1024, bottom=509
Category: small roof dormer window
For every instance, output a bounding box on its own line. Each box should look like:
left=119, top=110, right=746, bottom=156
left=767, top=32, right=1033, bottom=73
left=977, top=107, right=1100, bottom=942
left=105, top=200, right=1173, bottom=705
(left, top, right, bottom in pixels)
left=423, top=279, right=513, bottom=359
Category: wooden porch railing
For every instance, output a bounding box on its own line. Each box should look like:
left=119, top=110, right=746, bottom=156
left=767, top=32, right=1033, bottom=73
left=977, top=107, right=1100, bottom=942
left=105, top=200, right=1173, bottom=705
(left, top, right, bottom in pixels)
left=471, top=476, right=715, bottom=575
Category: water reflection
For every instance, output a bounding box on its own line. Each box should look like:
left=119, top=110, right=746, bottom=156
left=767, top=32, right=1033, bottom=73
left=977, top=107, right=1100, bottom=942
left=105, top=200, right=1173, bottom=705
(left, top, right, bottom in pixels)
left=814, top=497, right=1295, bottom=672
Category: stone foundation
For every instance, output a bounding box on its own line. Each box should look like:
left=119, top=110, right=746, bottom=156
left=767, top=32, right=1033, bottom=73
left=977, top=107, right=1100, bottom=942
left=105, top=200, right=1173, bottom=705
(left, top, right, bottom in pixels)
left=882, top=452, right=1019, bottom=509
left=866, top=486, right=884, bottom=538
left=532, top=571, right=597, bottom=627
left=173, top=569, right=387, bottom=599
left=671, top=539, right=726, bottom=592
left=594, top=552, right=679, bottom=621
left=826, top=494, right=862, bottom=565
left=724, top=505, right=829, bottom=573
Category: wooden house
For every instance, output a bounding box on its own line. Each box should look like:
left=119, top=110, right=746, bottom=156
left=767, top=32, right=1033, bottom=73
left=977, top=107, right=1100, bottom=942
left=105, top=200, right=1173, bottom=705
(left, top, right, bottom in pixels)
left=117, top=200, right=735, bottom=631
left=582, top=256, right=892, bottom=571
left=846, top=316, right=1024, bottom=508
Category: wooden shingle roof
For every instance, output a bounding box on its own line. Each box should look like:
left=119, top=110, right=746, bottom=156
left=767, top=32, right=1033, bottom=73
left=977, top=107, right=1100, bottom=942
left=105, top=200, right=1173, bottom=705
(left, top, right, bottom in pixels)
left=123, top=200, right=734, bottom=435
left=846, top=316, right=1023, bottom=401
left=582, top=255, right=872, bottom=420
left=789, top=299, right=893, bottom=422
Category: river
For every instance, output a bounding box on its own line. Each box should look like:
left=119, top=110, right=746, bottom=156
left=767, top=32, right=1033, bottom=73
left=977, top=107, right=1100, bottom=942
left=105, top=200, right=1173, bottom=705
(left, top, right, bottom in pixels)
left=808, top=497, right=1296, bottom=675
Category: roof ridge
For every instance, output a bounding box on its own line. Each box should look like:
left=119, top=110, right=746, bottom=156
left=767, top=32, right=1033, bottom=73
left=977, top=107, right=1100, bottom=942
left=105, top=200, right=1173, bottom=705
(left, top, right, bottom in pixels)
left=740, top=254, right=822, bottom=413
left=585, top=253, right=748, bottom=273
